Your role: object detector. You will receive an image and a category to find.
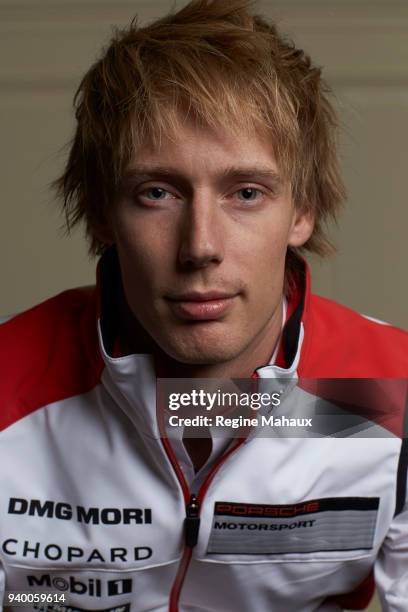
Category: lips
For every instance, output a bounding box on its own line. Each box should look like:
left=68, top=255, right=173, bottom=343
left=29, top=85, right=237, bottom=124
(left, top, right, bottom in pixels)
left=166, top=292, right=238, bottom=321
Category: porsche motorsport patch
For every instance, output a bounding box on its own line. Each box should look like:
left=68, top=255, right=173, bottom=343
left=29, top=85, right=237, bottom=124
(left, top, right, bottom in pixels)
left=207, top=498, right=379, bottom=555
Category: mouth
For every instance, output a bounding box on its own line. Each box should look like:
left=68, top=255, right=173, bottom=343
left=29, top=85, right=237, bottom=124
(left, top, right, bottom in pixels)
left=166, top=292, right=238, bottom=321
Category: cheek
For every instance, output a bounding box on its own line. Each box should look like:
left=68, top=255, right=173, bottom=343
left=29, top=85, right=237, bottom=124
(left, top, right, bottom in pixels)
left=231, top=219, right=290, bottom=308
left=113, top=211, right=174, bottom=278
left=114, top=210, right=159, bottom=250
left=234, top=217, right=291, bottom=271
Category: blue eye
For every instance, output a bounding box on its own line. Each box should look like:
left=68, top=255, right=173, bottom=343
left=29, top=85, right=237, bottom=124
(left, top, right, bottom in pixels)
left=145, top=187, right=170, bottom=200
left=237, top=188, right=260, bottom=201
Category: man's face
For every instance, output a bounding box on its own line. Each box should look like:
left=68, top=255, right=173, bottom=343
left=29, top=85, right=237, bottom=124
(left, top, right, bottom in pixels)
left=109, top=121, right=313, bottom=365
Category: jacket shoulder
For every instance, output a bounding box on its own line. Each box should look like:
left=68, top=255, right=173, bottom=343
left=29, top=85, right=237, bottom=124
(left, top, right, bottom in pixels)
left=0, top=287, right=102, bottom=430
left=301, top=294, right=408, bottom=377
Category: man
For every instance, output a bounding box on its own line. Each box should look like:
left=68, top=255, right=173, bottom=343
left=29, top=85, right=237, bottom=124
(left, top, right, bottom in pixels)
left=0, top=1, right=407, bottom=611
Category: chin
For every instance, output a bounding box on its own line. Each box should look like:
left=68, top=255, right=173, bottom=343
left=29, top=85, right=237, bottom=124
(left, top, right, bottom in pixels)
left=159, top=332, right=243, bottom=366
left=169, top=349, right=234, bottom=366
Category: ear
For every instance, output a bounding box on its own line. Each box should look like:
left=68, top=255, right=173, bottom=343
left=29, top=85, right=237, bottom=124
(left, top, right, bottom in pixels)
left=288, top=207, right=315, bottom=248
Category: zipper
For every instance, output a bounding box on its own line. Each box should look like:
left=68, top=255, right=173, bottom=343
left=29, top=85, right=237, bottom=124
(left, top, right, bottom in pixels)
left=185, top=493, right=200, bottom=547
left=162, top=373, right=259, bottom=612
left=168, top=494, right=199, bottom=611
left=166, top=435, right=247, bottom=612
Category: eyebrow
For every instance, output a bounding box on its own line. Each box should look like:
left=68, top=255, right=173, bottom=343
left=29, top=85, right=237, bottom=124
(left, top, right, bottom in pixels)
left=122, top=165, right=283, bottom=186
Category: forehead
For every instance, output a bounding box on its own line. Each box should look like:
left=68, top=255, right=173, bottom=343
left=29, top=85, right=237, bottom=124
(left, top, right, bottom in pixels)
left=126, top=118, right=281, bottom=178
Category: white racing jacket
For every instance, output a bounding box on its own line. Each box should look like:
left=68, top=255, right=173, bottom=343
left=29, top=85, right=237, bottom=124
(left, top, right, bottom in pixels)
left=1, top=252, right=407, bottom=612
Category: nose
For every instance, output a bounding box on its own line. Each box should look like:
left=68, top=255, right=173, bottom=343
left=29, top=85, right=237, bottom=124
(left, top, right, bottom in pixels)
left=178, top=194, right=224, bottom=269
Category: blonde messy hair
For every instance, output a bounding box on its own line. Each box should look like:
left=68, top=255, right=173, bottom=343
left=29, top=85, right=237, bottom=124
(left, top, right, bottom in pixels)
left=55, top=0, right=345, bottom=273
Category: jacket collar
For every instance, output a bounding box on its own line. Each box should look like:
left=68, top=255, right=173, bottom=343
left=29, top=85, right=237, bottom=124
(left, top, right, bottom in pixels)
left=96, top=247, right=310, bottom=377
left=89, top=248, right=310, bottom=436
left=95, top=246, right=310, bottom=371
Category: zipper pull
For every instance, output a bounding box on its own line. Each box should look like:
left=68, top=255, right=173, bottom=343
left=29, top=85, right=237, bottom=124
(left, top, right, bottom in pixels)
left=185, top=493, right=200, bottom=548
